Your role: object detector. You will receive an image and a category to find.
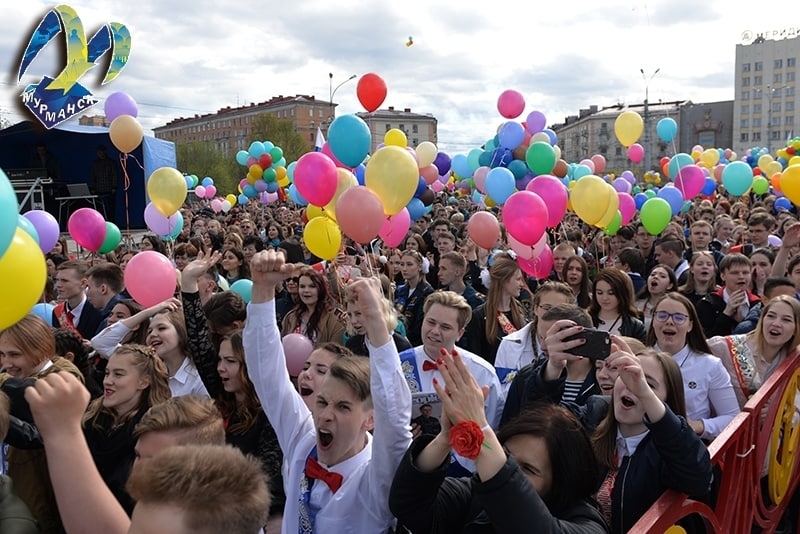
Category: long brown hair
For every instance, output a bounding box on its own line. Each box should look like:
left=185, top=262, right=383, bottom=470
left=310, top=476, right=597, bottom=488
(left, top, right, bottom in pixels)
left=588, top=268, right=639, bottom=319
left=750, top=295, right=800, bottom=358
left=288, top=267, right=335, bottom=342
left=484, top=253, right=526, bottom=342
left=678, top=251, right=718, bottom=295
left=645, top=292, right=711, bottom=354
left=215, top=331, right=262, bottom=435
left=562, top=255, right=591, bottom=309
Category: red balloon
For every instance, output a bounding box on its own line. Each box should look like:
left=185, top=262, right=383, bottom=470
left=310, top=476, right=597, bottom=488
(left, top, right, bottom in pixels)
left=356, top=73, right=387, bottom=112
left=258, top=153, right=273, bottom=169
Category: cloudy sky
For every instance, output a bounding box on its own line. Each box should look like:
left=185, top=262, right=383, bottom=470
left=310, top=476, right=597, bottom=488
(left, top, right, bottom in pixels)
left=0, top=0, right=790, bottom=154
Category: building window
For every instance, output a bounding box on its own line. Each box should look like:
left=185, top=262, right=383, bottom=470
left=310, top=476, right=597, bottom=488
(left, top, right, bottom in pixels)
left=319, top=109, right=324, bottom=118
left=741, top=104, right=750, bottom=114
left=753, top=118, right=762, bottom=127
left=789, top=57, right=797, bottom=67
left=753, top=132, right=761, bottom=141
left=385, top=123, right=391, bottom=132
left=412, top=124, right=418, bottom=133
left=775, top=59, right=784, bottom=69
left=615, top=147, right=622, bottom=156
left=742, top=77, right=751, bottom=87
left=773, top=102, right=782, bottom=112
left=772, top=116, right=781, bottom=126
left=772, top=130, right=781, bottom=140
left=787, top=115, right=795, bottom=124
left=754, top=75, right=763, bottom=85
left=787, top=86, right=795, bottom=96
left=754, top=103, right=762, bottom=113
left=742, top=63, right=751, bottom=72
left=309, top=109, right=313, bottom=116
left=741, top=119, right=749, bottom=128
left=741, top=132, right=749, bottom=142
left=399, top=124, right=405, bottom=132
left=787, top=130, right=795, bottom=138
left=742, top=91, right=750, bottom=100
left=412, top=138, right=419, bottom=146
left=788, top=72, right=796, bottom=82
left=755, top=89, right=763, bottom=98
left=755, top=61, right=763, bottom=71
left=774, top=73, right=783, bottom=83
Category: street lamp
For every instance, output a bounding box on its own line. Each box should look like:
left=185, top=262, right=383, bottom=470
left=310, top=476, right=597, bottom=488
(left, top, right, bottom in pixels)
left=766, top=84, right=787, bottom=153
left=640, top=67, right=660, bottom=172
left=328, top=73, right=357, bottom=127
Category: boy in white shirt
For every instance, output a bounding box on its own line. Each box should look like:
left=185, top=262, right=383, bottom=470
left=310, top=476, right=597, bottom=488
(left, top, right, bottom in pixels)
left=244, top=250, right=412, bottom=533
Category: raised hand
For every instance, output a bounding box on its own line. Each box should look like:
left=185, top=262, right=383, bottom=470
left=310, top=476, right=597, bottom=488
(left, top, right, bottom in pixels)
left=250, top=250, right=294, bottom=303
left=542, top=320, right=586, bottom=379
left=181, top=249, right=222, bottom=287
left=25, top=372, right=89, bottom=441
left=781, top=223, right=800, bottom=250
left=346, top=277, right=392, bottom=348
left=431, top=349, right=489, bottom=429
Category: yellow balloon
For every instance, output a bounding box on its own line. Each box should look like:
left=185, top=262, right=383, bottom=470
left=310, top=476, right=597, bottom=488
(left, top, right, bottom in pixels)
left=0, top=228, right=47, bottom=330
left=571, top=175, right=615, bottom=225
left=147, top=167, right=188, bottom=216
left=305, top=204, right=326, bottom=220
left=384, top=128, right=407, bottom=148
left=780, top=164, right=800, bottom=205
left=596, top=185, right=621, bottom=227
left=790, top=156, right=800, bottom=167
left=275, top=166, right=287, bottom=180
left=614, top=110, right=644, bottom=147
left=278, top=176, right=290, bottom=188
left=484, top=195, right=496, bottom=208
left=226, top=194, right=237, bottom=206
left=691, top=149, right=701, bottom=161
left=416, top=141, right=438, bottom=167
left=109, top=115, right=143, bottom=154
left=766, top=160, right=783, bottom=178
left=758, top=154, right=775, bottom=172
left=365, top=146, right=419, bottom=215
left=664, top=527, right=687, bottom=534
left=304, top=217, right=341, bottom=260
left=323, top=168, right=358, bottom=221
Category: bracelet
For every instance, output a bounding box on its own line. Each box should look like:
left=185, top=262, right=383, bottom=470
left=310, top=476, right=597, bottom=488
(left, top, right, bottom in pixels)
left=481, top=424, right=492, bottom=434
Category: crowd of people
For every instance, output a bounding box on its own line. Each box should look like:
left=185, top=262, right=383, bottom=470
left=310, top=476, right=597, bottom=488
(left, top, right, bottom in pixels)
left=1, top=187, right=799, bottom=533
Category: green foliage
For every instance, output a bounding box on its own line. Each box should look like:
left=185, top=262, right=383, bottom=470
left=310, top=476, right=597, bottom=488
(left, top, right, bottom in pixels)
left=248, top=113, right=310, bottom=163
left=175, top=141, right=240, bottom=196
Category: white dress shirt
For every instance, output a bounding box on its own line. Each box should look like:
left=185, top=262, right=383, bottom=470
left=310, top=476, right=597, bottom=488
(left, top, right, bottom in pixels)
left=494, top=321, right=538, bottom=395
left=244, top=300, right=412, bottom=534
left=168, top=356, right=210, bottom=398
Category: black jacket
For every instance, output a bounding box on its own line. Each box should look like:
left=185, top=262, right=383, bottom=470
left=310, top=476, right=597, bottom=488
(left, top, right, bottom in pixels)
left=0, top=476, right=38, bottom=534
left=501, top=359, right=600, bottom=426
left=463, top=302, right=525, bottom=366
left=591, top=314, right=647, bottom=342
left=695, top=288, right=762, bottom=338
left=395, top=280, right=435, bottom=347
left=389, top=435, right=609, bottom=534
left=345, top=332, right=412, bottom=357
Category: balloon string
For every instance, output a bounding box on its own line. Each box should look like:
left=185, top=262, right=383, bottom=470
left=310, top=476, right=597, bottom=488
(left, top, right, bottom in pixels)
left=120, top=153, right=132, bottom=247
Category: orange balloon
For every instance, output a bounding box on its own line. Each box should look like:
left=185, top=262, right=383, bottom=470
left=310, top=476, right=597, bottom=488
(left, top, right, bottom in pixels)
left=553, top=159, right=568, bottom=178
left=771, top=172, right=782, bottom=192
left=109, top=115, right=143, bottom=154
left=467, top=211, right=501, bottom=249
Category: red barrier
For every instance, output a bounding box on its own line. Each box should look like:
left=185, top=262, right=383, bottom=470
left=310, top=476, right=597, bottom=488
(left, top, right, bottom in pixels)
left=630, top=354, right=800, bottom=534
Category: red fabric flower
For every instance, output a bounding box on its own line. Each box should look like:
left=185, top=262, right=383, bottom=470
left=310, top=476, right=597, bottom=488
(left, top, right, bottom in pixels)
left=449, top=420, right=485, bottom=460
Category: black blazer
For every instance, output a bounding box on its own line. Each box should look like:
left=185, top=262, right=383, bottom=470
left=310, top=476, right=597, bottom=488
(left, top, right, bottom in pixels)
left=52, top=301, right=104, bottom=340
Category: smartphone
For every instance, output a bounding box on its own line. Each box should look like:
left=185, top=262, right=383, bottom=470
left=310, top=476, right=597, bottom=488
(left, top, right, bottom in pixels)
left=563, top=328, right=611, bottom=360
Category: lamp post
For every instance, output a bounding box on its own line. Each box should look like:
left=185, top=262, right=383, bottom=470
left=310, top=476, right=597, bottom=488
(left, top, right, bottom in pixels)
left=640, top=67, right=660, bottom=172
left=766, top=84, right=787, bottom=154
left=328, top=73, right=357, bottom=128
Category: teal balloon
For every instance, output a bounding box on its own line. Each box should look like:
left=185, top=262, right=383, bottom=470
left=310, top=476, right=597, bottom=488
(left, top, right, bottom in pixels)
left=721, top=161, right=754, bottom=196
left=230, top=279, right=253, bottom=304
left=467, top=148, right=483, bottom=172
left=485, top=167, right=516, bottom=204
left=656, top=118, right=678, bottom=142
left=17, top=214, right=39, bottom=245
left=667, top=153, right=694, bottom=179
left=99, top=222, right=122, bottom=254
left=525, top=142, right=557, bottom=175
left=573, top=164, right=593, bottom=180
left=640, top=198, right=672, bottom=235
left=507, top=160, right=528, bottom=180
left=0, top=169, right=19, bottom=257
left=328, top=115, right=371, bottom=167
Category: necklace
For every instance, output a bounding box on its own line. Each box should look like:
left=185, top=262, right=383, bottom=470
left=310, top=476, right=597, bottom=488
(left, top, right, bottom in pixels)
left=598, top=314, right=621, bottom=332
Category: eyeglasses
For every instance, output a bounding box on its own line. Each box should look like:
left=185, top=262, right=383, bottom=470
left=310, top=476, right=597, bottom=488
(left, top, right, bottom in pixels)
left=287, top=277, right=300, bottom=284
left=653, top=311, right=689, bottom=324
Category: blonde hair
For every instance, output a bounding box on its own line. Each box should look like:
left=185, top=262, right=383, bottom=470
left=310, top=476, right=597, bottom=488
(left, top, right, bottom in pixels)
left=0, top=314, right=54, bottom=369
left=133, top=395, right=225, bottom=445
left=423, top=290, right=473, bottom=329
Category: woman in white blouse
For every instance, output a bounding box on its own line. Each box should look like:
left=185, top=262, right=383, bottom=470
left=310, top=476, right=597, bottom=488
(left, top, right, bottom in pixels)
left=645, top=292, right=740, bottom=441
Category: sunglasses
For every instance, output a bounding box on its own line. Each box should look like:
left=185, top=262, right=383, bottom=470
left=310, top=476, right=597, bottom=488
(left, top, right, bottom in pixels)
left=653, top=311, right=689, bottom=325
left=287, top=277, right=300, bottom=284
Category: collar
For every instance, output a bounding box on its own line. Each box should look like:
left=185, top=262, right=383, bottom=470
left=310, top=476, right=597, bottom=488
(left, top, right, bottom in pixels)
left=616, top=428, right=648, bottom=460
left=169, top=357, right=192, bottom=383
left=313, top=431, right=373, bottom=481
left=67, top=294, right=88, bottom=316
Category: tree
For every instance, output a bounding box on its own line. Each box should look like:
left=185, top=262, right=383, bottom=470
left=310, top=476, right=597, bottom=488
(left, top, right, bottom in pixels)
left=175, top=141, right=240, bottom=197
left=248, top=113, right=310, bottom=163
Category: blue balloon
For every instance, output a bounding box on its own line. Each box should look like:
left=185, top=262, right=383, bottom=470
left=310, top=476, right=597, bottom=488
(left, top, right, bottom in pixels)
left=656, top=118, right=678, bottom=142
left=30, top=303, right=54, bottom=322
left=184, top=175, right=194, bottom=189
left=721, top=161, right=754, bottom=196
left=775, top=197, right=792, bottom=213
left=702, top=177, right=717, bottom=196
left=275, top=157, right=287, bottom=168
left=288, top=184, right=308, bottom=206
left=467, top=148, right=483, bottom=172
left=230, top=279, right=253, bottom=304
left=657, top=185, right=684, bottom=215
left=634, top=192, right=648, bottom=210
left=414, top=177, right=427, bottom=197
left=328, top=115, right=371, bottom=167
left=159, top=211, right=184, bottom=242
left=573, top=164, right=593, bottom=180
left=17, top=214, right=39, bottom=245
left=406, top=198, right=427, bottom=220
left=201, top=176, right=214, bottom=187
left=243, top=184, right=257, bottom=198
left=542, top=128, right=558, bottom=146
left=451, top=154, right=473, bottom=178
left=0, top=169, right=19, bottom=257
left=507, top=160, right=528, bottom=180
left=485, top=167, right=516, bottom=204
left=478, top=150, right=493, bottom=168
left=266, top=181, right=279, bottom=193
left=262, top=141, right=275, bottom=151
left=248, top=141, right=265, bottom=158
left=235, top=150, right=249, bottom=166
left=238, top=193, right=249, bottom=206
left=497, top=121, right=525, bottom=149
left=354, top=164, right=366, bottom=186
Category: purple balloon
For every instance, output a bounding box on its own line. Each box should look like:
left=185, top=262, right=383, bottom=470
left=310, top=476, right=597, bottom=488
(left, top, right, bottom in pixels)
left=621, top=170, right=636, bottom=184
left=144, top=202, right=181, bottom=235
left=23, top=209, right=59, bottom=253
left=104, top=92, right=138, bottom=122
left=525, top=110, right=547, bottom=134
left=254, top=180, right=269, bottom=192
left=613, top=177, right=631, bottom=193
left=433, top=152, right=451, bottom=175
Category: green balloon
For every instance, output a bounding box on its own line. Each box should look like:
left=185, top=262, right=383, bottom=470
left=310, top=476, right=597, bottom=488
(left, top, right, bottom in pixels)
left=603, top=211, right=622, bottom=236
left=525, top=141, right=557, bottom=175
left=640, top=198, right=672, bottom=235
left=632, top=185, right=641, bottom=194
left=269, top=146, right=284, bottom=161
left=98, top=222, right=121, bottom=254
left=644, top=189, right=656, bottom=199
left=752, top=176, right=769, bottom=195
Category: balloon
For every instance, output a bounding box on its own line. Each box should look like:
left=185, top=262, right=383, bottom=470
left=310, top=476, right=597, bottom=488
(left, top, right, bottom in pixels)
left=147, top=167, right=188, bottom=216
left=666, top=153, right=694, bottom=179
left=656, top=117, right=678, bottom=142
left=204, top=185, right=216, bottom=198
left=304, top=216, right=341, bottom=260
left=775, top=197, right=793, bottom=212
left=323, top=168, right=358, bottom=221
left=570, top=176, right=618, bottom=226
left=721, top=161, right=754, bottom=197
left=603, top=211, right=622, bottom=236
left=0, top=169, right=18, bottom=257
left=416, top=142, right=438, bottom=167
left=634, top=192, right=648, bottom=210
left=30, top=303, right=55, bottom=323
left=294, top=152, right=339, bottom=206
left=657, top=185, right=684, bottom=215
left=750, top=176, right=767, bottom=196
left=627, top=143, right=644, bottom=163
left=221, top=199, right=232, bottom=212
left=356, top=73, right=387, bottom=112
left=335, top=187, right=385, bottom=243
left=68, top=208, right=106, bottom=251
left=0, top=229, right=47, bottom=329
left=384, top=128, right=408, bottom=148
left=702, top=176, right=717, bottom=196
left=98, top=222, right=122, bottom=254
left=640, top=198, right=672, bottom=235
left=420, top=164, right=439, bottom=185
left=406, top=197, right=427, bottom=220
left=525, top=142, right=557, bottom=175
left=591, top=154, right=606, bottom=174
left=109, top=115, right=143, bottom=153
left=17, top=214, right=39, bottom=245
left=498, top=121, right=525, bottom=149
left=434, top=152, right=452, bottom=175
left=673, top=164, right=705, bottom=199
left=328, top=114, right=371, bottom=167
left=497, top=89, right=525, bottom=119
left=124, top=251, right=177, bottom=307
left=23, top=210, right=59, bottom=253
left=526, top=175, right=567, bottom=228
left=365, top=146, right=419, bottom=215
left=282, top=333, right=314, bottom=376
left=230, top=279, right=253, bottom=304
left=484, top=167, right=516, bottom=205
left=159, top=211, right=184, bottom=241
left=379, top=208, right=411, bottom=248
left=194, top=185, right=206, bottom=198
left=517, top=247, right=553, bottom=279
left=614, top=110, right=644, bottom=147
left=236, top=150, right=249, bottom=166
left=503, top=191, right=548, bottom=246
left=613, top=178, right=632, bottom=194
left=467, top=211, right=501, bottom=249
left=700, top=148, right=719, bottom=167
left=618, top=193, right=636, bottom=225
left=525, top=110, right=547, bottom=134
left=780, top=164, right=800, bottom=205
left=104, top=92, right=138, bottom=121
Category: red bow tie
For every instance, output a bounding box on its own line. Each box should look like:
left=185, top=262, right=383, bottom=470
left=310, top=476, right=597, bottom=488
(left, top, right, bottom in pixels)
left=305, top=455, right=343, bottom=494
left=422, top=360, right=439, bottom=371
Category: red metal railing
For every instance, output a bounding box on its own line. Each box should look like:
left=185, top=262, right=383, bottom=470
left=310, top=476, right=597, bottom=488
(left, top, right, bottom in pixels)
left=630, top=354, right=800, bottom=534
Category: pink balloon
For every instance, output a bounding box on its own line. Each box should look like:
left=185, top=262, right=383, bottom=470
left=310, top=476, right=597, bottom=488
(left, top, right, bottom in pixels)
left=517, top=246, right=553, bottom=279
left=580, top=159, right=596, bottom=173
left=282, top=333, right=314, bottom=376
left=430, top=180, right=444, bottom=193
left=618, top=192, right=636, bottom=225
left=379, top=208, right=411, bottom=248
left=525, top=175, right=566, bottom=228
left=194, top=185, right=206, bottom=198
left=627, top=143, right=644, bottom=164
left=673, top=164, right=705, bottom=199
left=497, top=89, right=525, bottom=119
left=294, top=152, right=338, bottom=206
left=591, top=154, right=606, bottom=174
left=210, top=198, right=223, bottom=213
left=204, top=185, right=217, bottom=198
left=68, top=208, right=106, bottom=252
left=124, top=251, right=177, bottom=307
left=321, top=142, right=348, bottom=169
left=467, top=211, right=500, bottom=250
left=502, top=191, right=548, bottom=246
left=508, top=233, right=547, bottom=260
left=420, top=164, right=439, bottom=185
left=473, top=166, right=490, bottom=194
left=336, top=187, right=385, bottom=244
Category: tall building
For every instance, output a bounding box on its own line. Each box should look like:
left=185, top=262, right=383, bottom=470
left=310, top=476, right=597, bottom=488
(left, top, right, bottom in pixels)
left=152, top=95, right=333, bottom=154
left=355, top=106, right=438, bottom=152
left=733, top=31, right=800, bottom=156
left=78, top=114, right=110, bottom=127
